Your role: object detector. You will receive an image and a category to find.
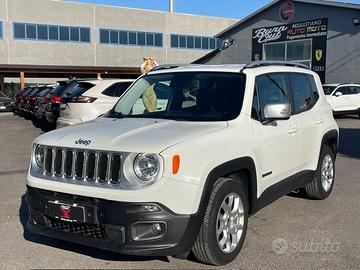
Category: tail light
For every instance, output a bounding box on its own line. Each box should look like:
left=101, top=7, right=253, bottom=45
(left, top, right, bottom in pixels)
left=29, top=96, right=37, bottom=102
left=69, top=96, right=97, bottom=103
left=51, top=96, right=62, bottom=103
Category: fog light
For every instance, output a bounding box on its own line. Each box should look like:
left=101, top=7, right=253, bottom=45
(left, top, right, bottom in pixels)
left=131, top=222, right=166, bottom=241
left=152, top=223, right=162, bottom=234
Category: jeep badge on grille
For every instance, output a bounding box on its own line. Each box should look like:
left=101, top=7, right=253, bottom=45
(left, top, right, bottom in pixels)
left=75, top=139, right=91, bottom=146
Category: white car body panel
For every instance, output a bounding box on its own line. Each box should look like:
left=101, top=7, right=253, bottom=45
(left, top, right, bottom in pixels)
left=58, top=79, right=134, bottom=126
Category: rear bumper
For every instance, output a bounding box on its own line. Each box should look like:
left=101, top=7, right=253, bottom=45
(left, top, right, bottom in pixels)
left=26, top=186, right=201, bottom=256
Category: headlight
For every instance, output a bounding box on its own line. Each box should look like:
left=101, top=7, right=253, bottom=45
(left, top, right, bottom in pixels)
left=34, top=144, right=44, bottom=168
left=134, top=153, right=160, bottom=182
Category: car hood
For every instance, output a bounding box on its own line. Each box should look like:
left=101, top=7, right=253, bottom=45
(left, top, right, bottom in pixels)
left=34, top=117, right=228, bottom=153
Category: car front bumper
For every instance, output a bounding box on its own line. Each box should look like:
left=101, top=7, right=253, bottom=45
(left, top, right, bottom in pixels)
left=26, top=186, right=201, bottom=256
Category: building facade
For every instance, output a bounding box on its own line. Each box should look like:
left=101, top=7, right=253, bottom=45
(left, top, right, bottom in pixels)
left=196, top=0, right=360, bottom=84
left=0, top=0, right=236, bottom=83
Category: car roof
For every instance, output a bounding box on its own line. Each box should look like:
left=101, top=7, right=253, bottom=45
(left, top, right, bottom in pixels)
left=83, top=79, right=135, bottom=95
left=147, top=61, right=311, bottom=75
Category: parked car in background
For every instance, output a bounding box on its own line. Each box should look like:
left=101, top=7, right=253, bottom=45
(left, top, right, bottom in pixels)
left=57, top=79, right=134, bottom=127
left=324, top=83, right=360, bottom=117
left=33, top=86, right=56, bottom=118
left=15, top=87, right=35, bottom=113
left=0, top=92, right=14, bottom=112
left=45, top=79, right=100, bottom=125
left=24, top=85, right=55, bottom=115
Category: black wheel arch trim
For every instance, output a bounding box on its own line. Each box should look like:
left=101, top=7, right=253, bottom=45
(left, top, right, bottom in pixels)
left=321, top=129, right=339, bottom=159
left=197, top=157, right=258, bottom=217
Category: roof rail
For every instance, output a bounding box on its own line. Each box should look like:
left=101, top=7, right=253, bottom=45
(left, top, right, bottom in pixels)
left=244, top=60, right=310, bottom=70
left=150, top=64, right=196, bottom=72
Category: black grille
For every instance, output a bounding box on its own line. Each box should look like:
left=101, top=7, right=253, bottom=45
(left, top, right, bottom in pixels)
left=98, top=153, right=108, bottom=182
left=64, top=150, right=73, bottom=177
left=48, top=217, right=107, bottom=239
left=41, top=146, right=123, bottom=186
left=75, top=151, right=85, bottom=179
left=86, top=152, right=96, bottom=180
left=45, top=149, right=53, bottom=174
left=54, top=149, right=62, bottom=176
left=110, top=154, right=121, bottom=183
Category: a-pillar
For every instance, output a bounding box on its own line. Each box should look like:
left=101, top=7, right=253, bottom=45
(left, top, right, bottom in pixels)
left=20, top=72, right=25, bottom=91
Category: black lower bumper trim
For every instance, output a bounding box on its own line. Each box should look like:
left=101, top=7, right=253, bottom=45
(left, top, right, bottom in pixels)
left=26, top=186, right=201, bottom=256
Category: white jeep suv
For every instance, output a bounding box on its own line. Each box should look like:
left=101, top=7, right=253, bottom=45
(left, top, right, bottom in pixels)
left=26, top=61, right=338, bottom=265
left=323, top=83, right=360, bottom=118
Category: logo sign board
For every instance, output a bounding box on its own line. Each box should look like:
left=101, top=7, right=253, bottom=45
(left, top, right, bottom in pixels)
left=279, top=1, right=295, bottom=22
left=252, top=18, right=328, bottom=82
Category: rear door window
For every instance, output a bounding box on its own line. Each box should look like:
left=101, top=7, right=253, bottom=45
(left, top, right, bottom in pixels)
left=307, top=75, right=319, bottom=103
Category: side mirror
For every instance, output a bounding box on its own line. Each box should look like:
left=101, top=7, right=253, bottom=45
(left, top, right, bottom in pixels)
left=335, top=92, right=343, bottom=97
left=264, top=103, right=291, bottom=122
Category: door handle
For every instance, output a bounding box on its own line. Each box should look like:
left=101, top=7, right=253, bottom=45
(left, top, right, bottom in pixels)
left=288, top=126, right=298, bottom=134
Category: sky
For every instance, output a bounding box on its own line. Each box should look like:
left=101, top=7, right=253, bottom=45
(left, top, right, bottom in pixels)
left=65, top=0, right=360, bottom=19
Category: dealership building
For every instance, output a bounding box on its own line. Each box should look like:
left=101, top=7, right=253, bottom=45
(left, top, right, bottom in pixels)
left=196, top=0, right=360, bottom=84
left=0, top=0, right=236, bottom=88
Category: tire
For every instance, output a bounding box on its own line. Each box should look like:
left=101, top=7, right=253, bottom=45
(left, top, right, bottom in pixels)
left=192, top=177, right=248, bottom=265
left=305, top=145, right=335, bottom=200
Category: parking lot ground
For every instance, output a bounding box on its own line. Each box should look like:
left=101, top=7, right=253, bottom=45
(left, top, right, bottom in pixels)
left=0, top=113, right=359, bottom=269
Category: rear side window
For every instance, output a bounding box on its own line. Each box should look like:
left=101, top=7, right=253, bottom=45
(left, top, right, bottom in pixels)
left=102, top=83, right=118, bottom=97
left=288, top=73, right=313, bottom=114
left=103, top=82, right=133, bottom=97
left=307, top=75, right=319, bottom=103
left=349, top=86, right=360, bottom=95
left=114, top=82, right=132, bottom=97
left=253, top=73, right=290, bottom=120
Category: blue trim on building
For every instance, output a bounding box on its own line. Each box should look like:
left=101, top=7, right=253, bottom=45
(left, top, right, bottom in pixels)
left=13, top=22, right=91, bottom=44
left=170, top=33, right=220, bottom=50
left=99, top=28, right=163, bottom=48
left=0, top=21, right=3, bottom=39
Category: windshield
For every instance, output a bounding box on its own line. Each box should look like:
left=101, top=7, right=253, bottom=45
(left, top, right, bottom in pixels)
left=109, top=72, right=246, bottom=121
left=323, top=85, right=336, bottom=95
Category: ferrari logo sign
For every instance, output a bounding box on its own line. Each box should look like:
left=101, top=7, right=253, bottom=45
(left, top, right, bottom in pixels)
left=315, top=49, right=323, bottom=61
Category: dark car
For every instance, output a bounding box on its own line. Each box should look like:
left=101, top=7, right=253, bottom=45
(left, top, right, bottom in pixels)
left=45, top=79, right=98, bottom=124
left=34, top=87, right=56, bottom=121
left=15, top=87, right=34, bottom=112
left=0, top=92, right=15, bottom=112
left=24, top=86, right=54, bottom=114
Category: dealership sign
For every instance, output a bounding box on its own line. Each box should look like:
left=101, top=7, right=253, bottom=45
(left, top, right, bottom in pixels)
left=279, top=1, right=295, bottom=22
left=252, top=18, right=328, bottom=82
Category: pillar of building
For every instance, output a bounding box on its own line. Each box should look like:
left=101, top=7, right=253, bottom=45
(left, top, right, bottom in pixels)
left=20, top=72, right=25, bottom=91
left=0, top=74, right=4, bottom=93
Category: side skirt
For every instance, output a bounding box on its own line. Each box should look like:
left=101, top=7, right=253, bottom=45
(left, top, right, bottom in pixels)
left=252, top=170, right=315, bottom=214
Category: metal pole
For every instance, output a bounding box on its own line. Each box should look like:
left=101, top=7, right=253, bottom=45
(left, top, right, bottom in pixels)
left=169, top=0, right=174, bottom=13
